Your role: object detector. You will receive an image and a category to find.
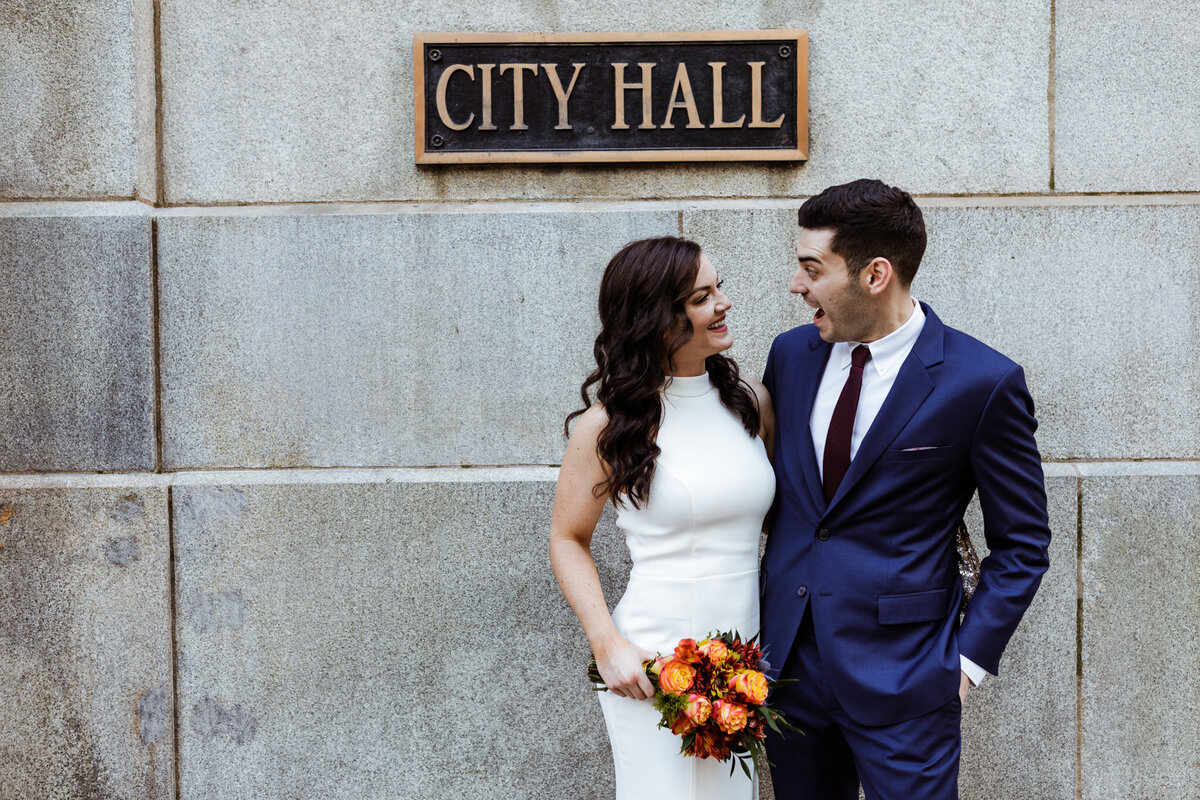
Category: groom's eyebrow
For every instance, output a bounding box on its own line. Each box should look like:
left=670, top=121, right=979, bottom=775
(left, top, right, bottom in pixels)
left=797, top=255, right=822, bottom=266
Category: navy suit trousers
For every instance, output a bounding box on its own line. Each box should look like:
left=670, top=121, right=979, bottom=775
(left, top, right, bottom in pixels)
left=765, top=610, right=962, bottom=800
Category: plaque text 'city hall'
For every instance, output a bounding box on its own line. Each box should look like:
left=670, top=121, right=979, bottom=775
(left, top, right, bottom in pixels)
left=414, top=31, right=808, bottom=164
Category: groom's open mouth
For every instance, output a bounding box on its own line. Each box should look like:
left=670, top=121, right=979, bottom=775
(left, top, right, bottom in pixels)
left=814, top=307, right=826, bottom=323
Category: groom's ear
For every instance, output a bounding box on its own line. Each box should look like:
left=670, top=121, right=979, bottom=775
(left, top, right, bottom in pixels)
left=861, top=257, right=895, bottom=296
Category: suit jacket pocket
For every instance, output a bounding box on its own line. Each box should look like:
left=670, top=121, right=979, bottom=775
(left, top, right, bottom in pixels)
left=884, top=446, right=953, bottom=462
left=878, top=588, right=949, bottom=625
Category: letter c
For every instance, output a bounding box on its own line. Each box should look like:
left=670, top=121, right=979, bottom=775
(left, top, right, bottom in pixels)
left=436, top=64, right=476, bottom=131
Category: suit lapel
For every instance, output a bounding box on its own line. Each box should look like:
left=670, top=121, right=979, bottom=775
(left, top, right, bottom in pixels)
left=788, top=335, right=831, bottom=511
left=823, top=304, right=946, bottom=517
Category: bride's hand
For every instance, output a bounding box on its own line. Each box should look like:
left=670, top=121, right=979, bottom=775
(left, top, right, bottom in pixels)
left=595, top=636, right=657, bottom=701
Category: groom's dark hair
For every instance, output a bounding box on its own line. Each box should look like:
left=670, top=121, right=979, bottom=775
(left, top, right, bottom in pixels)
left=798, top=179, right=927, bottom=286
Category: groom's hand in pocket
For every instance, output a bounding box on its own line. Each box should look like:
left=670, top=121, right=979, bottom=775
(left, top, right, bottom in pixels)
left=598, top=636, right=657, bottom=700
left=959, top=670, right=971, bottom=705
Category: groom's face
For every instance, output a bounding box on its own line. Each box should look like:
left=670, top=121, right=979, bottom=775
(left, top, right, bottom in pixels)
left=792, top=228, right=873, bottom=343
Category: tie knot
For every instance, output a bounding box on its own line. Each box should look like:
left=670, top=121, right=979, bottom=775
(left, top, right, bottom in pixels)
left=851, top=344, right=871, bottom=369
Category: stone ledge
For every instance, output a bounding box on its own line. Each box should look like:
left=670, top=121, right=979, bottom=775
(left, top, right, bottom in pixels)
left=3, top=461, right=1198, bottom=489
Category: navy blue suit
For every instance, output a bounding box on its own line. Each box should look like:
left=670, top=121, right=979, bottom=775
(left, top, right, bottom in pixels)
left=761, top=304, right=1051, bottom=797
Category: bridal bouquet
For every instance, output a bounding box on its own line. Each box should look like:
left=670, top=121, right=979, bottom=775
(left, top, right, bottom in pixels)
left=588, top=632, right=796, bottom=778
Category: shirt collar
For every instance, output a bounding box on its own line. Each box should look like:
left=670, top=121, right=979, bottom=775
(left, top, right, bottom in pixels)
left=831, top=299, right=926, bottom=378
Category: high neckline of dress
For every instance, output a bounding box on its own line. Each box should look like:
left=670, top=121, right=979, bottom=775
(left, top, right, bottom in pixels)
left=663, top=373, right=714, bottom=398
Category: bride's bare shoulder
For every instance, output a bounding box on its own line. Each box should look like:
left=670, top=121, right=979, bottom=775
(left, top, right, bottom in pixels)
left=741, top=377, right=772, bottom=410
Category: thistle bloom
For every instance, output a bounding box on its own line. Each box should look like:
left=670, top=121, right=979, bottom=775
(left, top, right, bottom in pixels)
left=728, top=669, right=769, bottom=705
left=658, top=659, right=696, bottom=694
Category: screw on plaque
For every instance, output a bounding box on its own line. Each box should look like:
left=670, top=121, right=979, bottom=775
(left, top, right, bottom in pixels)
left=779, top=45, right=792, bottom=58
left=430, top=134, right=445, bottom=147
left=429, top=49, right=442, bottom=62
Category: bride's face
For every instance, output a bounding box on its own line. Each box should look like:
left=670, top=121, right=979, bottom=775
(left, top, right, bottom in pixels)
left=672, top=254, right=733, bottom=365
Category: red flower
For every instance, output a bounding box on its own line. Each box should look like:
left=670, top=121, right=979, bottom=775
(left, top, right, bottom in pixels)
left=673, top=638, right=702, bottom=664
left=671, top=712, right=697, bottom=735
left=689, top=726, right=732, bottom=760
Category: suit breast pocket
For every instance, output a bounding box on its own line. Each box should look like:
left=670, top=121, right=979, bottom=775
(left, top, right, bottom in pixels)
left=878, top=588, right=950, bottom=625
left=884, top=445, right=954, bottom=462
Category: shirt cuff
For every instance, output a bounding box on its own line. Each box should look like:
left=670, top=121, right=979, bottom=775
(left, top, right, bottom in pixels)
left=960, top=654, right=988, bottom=687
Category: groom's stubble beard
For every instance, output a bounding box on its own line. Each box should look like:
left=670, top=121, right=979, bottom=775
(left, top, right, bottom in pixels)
left=820, top=272, right=876, bottom=343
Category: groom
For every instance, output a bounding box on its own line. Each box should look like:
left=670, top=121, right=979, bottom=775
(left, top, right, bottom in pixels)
left=760, top=179, right=1051, bottom=799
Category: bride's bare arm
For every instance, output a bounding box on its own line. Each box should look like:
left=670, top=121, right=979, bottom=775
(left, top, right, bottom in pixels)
left=742, top=377, right=777, bottom=536
left=549, top=405, right=656, bottom=700
left=744, top=376, right=776, bottom=463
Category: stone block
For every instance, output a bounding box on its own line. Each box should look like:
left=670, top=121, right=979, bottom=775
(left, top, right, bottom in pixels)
left=0, top=215, right=155, bottom=471
left=1056, top=1, right=1200, bottom=192
left=0, top=0, right=155, bottom=199
left=958, top=476, right=1077, bottom=800
left=157, top=209, right=673, bottom=468
left=683, top=202, right=1200, bottom=460
left=1081, top=472, right=1200, bottom=799
left=0, top=486, right=173, bottom=800
left=172, top=475, right=630, bottom=799
left=160, top=0, right=1048, bottom=203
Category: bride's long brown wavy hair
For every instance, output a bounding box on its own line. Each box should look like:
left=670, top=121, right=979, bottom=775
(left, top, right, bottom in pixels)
left=565, top=236, right=761, bottom=508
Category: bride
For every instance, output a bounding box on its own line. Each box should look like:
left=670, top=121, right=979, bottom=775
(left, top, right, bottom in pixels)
left=550, top=236, right=776, bottom=799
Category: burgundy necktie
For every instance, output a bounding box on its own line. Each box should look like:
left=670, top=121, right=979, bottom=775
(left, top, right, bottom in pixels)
left=823, top=345, right=871, bottom=502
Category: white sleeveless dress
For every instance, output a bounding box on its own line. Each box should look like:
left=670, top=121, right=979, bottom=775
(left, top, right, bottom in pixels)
left=597, top=373, right=776, bottom=800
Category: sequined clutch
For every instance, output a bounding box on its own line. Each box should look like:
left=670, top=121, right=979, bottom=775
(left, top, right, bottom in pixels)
left=956, top=520, right=981, bottom=617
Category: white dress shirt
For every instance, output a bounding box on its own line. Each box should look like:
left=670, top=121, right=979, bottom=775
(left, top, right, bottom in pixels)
left=808, top=299, right=988, bottom=687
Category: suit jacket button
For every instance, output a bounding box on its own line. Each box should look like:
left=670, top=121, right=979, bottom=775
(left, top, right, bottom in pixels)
left=796, top=585, right=808, bottom=598
left=817, top=528, right=831, bottom=541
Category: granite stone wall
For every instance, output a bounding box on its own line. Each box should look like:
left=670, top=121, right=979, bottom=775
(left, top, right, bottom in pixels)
left=2, top=2, right=1198, bottom=799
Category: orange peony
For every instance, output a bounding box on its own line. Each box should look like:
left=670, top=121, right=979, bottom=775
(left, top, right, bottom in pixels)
left=673, top=638, right=702, bottom=664
left=658, top=658, right=696, bottom=694
left=728, top=669, right=769, bottom=705
left=712, top=698, right=749, bottom=734
left=682, top=693, right=712, bottom=726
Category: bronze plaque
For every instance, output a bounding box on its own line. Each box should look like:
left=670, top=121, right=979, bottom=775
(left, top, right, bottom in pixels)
left=413, top=31, right=808, bottom=164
